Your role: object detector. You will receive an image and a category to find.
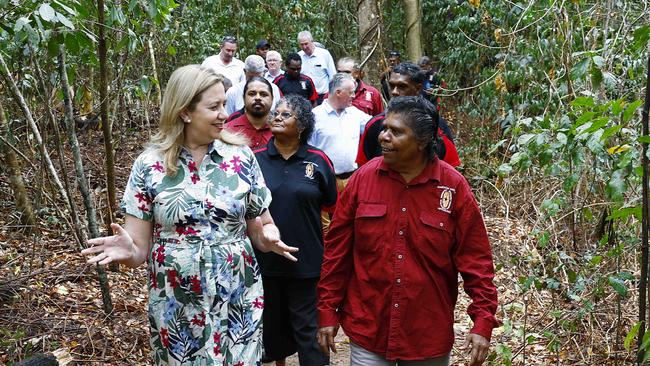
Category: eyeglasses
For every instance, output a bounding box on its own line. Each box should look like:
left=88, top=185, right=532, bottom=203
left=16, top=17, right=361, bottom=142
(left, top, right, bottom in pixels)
left=337, top=69, right=352, bottom=74
left=270, top=111, right=294, bottom=120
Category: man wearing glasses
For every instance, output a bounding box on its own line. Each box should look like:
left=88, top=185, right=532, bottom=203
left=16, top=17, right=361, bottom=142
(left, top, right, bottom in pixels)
left=336, top=57, right=384, bottom=116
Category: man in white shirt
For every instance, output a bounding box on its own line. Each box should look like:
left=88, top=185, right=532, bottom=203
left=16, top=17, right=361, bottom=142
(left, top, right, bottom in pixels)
left=309, top=72, right=371, bottom=179
left=201, top=35, right=246, bottom=86
left=225, top=55, right=282, bottom=116
left=297, top=31, right=336, bottom=105
left=264, top=50, right=284, bottom=83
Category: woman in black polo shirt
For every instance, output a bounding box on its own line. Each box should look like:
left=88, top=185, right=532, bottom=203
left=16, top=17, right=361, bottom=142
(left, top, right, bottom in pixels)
left=254, top=95, right=338, bottom=366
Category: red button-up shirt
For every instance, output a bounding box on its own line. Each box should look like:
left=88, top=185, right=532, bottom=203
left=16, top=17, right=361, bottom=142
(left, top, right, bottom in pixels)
left=318, top=157, right=498, bottom=360
left=225, top=113, right=273, bottom=150
left=352, top=80, right=384, bottom=116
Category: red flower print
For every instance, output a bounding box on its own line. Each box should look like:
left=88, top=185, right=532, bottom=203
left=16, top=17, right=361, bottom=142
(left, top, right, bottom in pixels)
left=191, top=173, right=200, bottom=184
left=155, top=245, right=165, bottom=265
left=230, top=156, right=241, bottom=165
left=219, top=162, right=230, bottom=171
left=135, top=192, right=151, bottom=203
left=185, top=227, right=198, bottom=236
left=234, top=362, right=244, bottom=366
left=253, top=297, right=264, bottom=309
left=191, top=312, right=206, bottom=327
left=167, top=269, right=180, bottom=288
left=160, top=327, right=169, bottom=347
left=151, top=161, right=164, bottom=172
left=205, top=199, right=213, bottom=209
left=242, top=250, right=254, bottom=265
left=188, top=160, right=198, bottom=172
left=226, top=254, right=233, bottom=263
left=232, top=164, right=242, bottom=173
left=138, top=204, right=149, bottom=212
left=189, top=275, right=201, bottom=294
left=213, top=332, right=221, bottom=344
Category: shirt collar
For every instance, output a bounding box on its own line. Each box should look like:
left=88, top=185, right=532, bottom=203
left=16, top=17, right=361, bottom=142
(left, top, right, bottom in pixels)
left=180, top=139, right=228, bottom=161
left=322, top=99, right=347, bottom=116
left=376, top=156, right=441, bottom=184
left=266, top=137, right=308, bottom=159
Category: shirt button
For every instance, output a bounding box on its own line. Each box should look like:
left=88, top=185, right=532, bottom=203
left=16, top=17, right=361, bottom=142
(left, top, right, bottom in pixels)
left=439, top=223, right=444, bottom=227
left=401, top=207, right=406, bottom=212
left=397, top=254, right=403, bottom=259
left=396, top=278, right=401, bottom=284
left=398, top=230, right=403, bottom=236
left=394, top=303, right=399, bottom=308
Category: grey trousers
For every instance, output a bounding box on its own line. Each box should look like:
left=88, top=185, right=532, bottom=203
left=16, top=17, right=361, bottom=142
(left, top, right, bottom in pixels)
left=350, top=342, right=451, bottom=366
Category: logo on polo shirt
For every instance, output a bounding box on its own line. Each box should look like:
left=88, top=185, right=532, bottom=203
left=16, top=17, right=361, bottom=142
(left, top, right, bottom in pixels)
left=365, top=91, right=372, bottom=101
left=304, top=162, right=315, bottom=179
left=301, top=81, right=307, bottom=90
left=437, top=185, right=455, bottom=213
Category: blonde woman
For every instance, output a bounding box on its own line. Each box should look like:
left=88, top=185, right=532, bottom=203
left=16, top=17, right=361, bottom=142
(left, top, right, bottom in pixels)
left=82, top=65, right=297, bottom=365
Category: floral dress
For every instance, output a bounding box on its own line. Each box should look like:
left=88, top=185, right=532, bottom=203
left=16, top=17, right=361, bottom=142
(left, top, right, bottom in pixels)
left=121, top=140, right=271, bottom=365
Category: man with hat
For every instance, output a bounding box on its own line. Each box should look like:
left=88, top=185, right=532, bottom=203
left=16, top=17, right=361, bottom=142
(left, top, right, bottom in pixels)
left=256, top=39, right=271, bottom=61
left=380, top=50, right=401, bottom=102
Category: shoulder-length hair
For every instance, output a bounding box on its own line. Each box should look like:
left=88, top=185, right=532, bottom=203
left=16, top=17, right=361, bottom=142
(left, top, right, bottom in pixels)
left=149, top=64, right=246, bottom=176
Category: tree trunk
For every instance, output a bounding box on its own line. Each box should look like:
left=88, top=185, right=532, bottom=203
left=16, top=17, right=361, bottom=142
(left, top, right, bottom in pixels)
left=58, top=46, right=114, bottom=316
left=0, top=99, right=37, bottom=232
left=0, top=53, right=70, bottom=207
left=97, top=0, right=119, bottom=272
left=638, top=50, right=650, bottom=365
left=404, top=0, right=422, bottom=62
left=30, top=48, right=85, bottom=248
left=357, top=0, right=383, bottom=86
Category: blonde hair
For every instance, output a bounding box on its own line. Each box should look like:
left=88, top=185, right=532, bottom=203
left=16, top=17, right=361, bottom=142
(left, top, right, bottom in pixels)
left=149, top=65, right=247, bottom=176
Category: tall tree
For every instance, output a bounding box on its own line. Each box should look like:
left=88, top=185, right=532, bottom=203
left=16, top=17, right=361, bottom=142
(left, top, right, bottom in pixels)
left=0, top=99, right=37, bottom=232
left=97, top=0, right=118, bottom=271
left=59, top=46, right=113, bottom=315
left=404, top=0, right=422, bottom=61
left=357, top=0, right=384, bottom=85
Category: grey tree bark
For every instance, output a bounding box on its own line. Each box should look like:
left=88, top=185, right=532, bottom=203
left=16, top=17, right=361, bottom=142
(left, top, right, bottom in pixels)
left=404, top=0, right=423, bottom=62
left=58, top=46, right=114, bottom=316
left=357, top=0, right=383, bottom=86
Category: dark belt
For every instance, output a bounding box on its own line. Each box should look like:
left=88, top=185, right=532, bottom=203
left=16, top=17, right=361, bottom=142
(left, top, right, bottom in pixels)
left=336, top=171, right=355, bottom=179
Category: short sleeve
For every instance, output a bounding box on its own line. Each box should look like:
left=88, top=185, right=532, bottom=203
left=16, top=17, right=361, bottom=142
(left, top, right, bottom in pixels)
left=243, top=147, right=272, bottom=219
left=120, top=153, right=155, bottom=221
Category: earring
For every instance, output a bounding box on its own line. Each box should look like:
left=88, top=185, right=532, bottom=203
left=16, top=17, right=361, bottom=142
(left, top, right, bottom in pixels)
left=184, top=118, right=191, bottom=123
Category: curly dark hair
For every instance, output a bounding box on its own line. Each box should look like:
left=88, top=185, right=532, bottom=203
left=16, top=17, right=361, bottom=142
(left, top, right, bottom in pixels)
left=278, top=95, right=314, bottom=145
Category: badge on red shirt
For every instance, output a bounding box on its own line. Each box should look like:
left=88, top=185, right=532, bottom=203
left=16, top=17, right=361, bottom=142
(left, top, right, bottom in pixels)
left=365, top=91, right=373, bottom=101
left=438, top=185, right=455, bottom=213
left=301, top=81, right=307, bottom=90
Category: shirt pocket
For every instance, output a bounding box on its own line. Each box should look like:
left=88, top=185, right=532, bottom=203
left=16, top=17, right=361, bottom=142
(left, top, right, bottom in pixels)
left=418, top=211, right=454, bottom=266
left=354, top=203, right=387, bottom=253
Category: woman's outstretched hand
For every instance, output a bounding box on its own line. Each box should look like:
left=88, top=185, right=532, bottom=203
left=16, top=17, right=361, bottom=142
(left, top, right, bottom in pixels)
left=81, top=223, right=135, bottom=265
left=250, top=216, right=299, bottom=261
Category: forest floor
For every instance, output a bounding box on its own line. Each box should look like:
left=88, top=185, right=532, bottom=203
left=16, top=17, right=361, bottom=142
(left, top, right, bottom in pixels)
left=0, top=109, right=637, bottom=365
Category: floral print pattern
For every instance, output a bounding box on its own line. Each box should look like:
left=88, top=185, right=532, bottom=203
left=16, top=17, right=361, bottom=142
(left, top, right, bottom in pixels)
left=121, top=140, right=271, bottom=365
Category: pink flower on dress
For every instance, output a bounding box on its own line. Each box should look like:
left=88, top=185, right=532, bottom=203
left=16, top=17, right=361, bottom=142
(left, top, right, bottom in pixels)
left=219, top=162, right=230, bottom=171
left=167, top=269, right=180, bottom=288
left=188, top=160, right=198, bottom=172
left=191, top=173, right=200, bottom=184
left=253, top=297, right=264, bottom=309
left=138, top=204, right=149, bottom=212
left=151, top=161, right=164, bottom=172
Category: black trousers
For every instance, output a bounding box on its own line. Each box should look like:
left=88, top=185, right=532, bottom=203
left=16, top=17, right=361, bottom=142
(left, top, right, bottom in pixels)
left=262, top=276, right=328, bottom=365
